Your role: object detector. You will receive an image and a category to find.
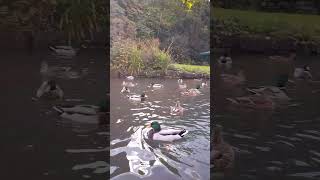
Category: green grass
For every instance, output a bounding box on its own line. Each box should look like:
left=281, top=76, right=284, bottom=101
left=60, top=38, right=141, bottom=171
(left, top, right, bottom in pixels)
left=170, top=64, right=210, bottom=75
left=214, top=8, right=320, bottom=41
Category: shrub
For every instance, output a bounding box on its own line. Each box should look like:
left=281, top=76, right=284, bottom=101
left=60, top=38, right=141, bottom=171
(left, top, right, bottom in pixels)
left=111, top=38, right=172, bottom=75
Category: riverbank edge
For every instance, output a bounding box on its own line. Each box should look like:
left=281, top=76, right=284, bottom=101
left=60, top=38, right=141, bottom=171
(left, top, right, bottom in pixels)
left=213, top=33, right=320, bottom=55
left=110, top=69, right=210, bottom=79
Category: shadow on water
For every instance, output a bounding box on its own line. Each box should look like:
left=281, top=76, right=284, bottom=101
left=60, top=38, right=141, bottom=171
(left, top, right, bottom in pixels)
left=2, top=49, right=108, bottom=179
left=213, top=54, right=320, bottom=180
left=110, top=78, right=210, bottom=180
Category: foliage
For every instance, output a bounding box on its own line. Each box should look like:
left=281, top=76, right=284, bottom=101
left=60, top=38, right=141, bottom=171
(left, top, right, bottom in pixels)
left=111, top=38, right=172, bottom=76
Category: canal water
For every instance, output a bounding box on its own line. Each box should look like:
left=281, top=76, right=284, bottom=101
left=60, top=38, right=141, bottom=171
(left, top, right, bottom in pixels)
left=2, top=49, right=109, bottom=179
left=110, top=78, right=210, bottom=180
left=213, top=54, right=320, bottom=180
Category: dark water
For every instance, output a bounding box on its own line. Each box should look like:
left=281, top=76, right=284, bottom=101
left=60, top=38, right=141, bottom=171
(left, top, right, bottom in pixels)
left=2, top=49, right=108, bottom=179
left=110, top=78, right=210, bottom=180
left=213, top=54, right=320, bottom=179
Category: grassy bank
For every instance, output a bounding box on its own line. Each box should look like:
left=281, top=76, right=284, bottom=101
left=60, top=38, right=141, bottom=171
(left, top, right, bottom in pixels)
left=170, top=64, right=210, bottom=75
left=214, top=8, right=320, bottom=41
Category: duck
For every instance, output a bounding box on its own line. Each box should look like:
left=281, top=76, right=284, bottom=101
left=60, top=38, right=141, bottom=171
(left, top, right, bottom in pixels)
left=149, top=83, right=163, bottom=89
left=126, top=76, right=134, bottom=81
left=294, top=65, right=313, bottom=80
left=220, top=70, right=245, bottom=87
left=170, top=101, right=184, bottom=115
left=269, top=52, right=296, bottom=63
left=194, top=78, right=203, bottom=82
left=226, top=94, right=275, bottom=112
left=40, top=61, right=87, bottom=80
left=53, top=99, right=108, bottom=125
left=181, top=85, right=201, bottom=96
left=49, top=45, right=77, bottom=56
left=212, top=126, right=235, bottom=176
left=201, top=81, right=208, bottom=88
left=144, top=121, right=188, bottom=142
left=122, top=81, right=136, bottom=87
left=36, top=80, right=64, bottom=100
left=127, top=93, right=147, bottom=102
left=218, top=53, right=232, bottom=69
left=246, top=86, right=290, bottom=104
left=178, top=83, right=187, bottom=89
left=121, top=86, right=130, bottom=93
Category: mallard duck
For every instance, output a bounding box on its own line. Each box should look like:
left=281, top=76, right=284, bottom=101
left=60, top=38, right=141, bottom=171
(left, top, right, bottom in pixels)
left=122, top=81, right=136, bottom=87
left=170, top=101, right=184, bottom=115
left=269, top=52, right=296, bottom=63
left=49, top=45, right=77, bottom=56
left=128, top=93, right=147, bottom=101
left=246, top=86, right=290, bottom=103
left=218, top=53, right=232, bottom=69
left=181, top=85, right=201, bottom=96
left=36, top=80, right=64, bottom=100
left=126, top=76, right=134, bottom=81
left=121, top=86, right=130, bottom=93
left=149, top=83, right=163, bottom=89
left=144, top=121, right=188, bottom=142
left=53, top=99, right=108, bottom=125
left=227, top=94, right=275, bottom=112
left=221, top=71, right=245, bottom=87
left=294, top=65, right=313, bottom=80
left=212, top=126, right=235, bottom=176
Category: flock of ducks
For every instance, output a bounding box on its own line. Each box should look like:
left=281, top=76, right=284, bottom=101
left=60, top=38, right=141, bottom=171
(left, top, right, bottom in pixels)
left=34, top=46, right=108, bottom=125
left=214, top=52, right=319, bottom=176
left=120, top=75, right=208, bottom=142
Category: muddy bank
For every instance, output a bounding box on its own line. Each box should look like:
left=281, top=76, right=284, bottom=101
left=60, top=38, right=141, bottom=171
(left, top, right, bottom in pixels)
left=111, top=69, right=210, bottom=79
left=212, top=34, right=320, bottom=55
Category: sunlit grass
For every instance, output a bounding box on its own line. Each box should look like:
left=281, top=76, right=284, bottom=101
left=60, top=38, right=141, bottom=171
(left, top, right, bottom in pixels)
left=170, top=64, right=210, bottom=75
left=214, top=8, right=320, bottom=41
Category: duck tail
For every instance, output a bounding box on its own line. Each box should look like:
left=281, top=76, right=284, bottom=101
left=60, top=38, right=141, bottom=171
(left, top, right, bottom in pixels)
left=53, top=106, right=64, bottom=114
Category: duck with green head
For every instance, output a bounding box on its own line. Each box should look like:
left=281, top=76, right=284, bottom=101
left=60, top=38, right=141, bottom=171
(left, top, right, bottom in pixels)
left=145, top=121, right=188, bottom=142
left=53, top=98, right=109, bottom=125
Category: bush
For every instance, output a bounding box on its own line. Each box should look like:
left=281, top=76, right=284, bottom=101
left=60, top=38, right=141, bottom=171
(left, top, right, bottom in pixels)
left=111, top=38, right=172, bottom=75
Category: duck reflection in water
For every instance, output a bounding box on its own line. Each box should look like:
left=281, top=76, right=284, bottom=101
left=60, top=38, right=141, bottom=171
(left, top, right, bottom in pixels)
left=212, top=125, right=235, bottom=178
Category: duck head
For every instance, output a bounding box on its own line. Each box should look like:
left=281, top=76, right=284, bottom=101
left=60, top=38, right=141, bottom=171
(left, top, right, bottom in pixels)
left=151, top=121, right=161, bottom=132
